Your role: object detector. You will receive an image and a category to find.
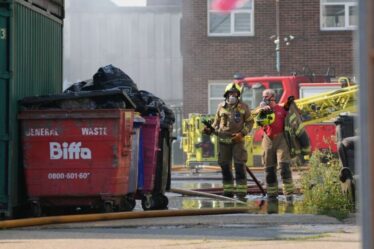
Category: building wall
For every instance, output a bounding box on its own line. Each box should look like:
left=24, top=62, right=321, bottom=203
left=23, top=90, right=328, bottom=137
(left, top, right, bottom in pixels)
left=146, top=0, right=181, bottom=6
left=64, top=0, right=183, bottom=105
left=279, top=0, right=354, bottom=76
left=182, top=0, right=354, bottom=115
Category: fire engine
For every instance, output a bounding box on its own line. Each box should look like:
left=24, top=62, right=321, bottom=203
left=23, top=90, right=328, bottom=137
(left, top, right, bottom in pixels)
left=182, top=74, right=357, bottom=168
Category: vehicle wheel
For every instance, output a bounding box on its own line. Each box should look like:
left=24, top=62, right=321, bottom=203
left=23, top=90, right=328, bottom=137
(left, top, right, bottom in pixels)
left=121, top=195, right=136, bottom=211
left=103, top=202, right=114, bottom=213
left=141, top=195, right=154, bottom=211
left=156, top=193, right=168, bottom=210
left=30, top=202, right=42, bottom=217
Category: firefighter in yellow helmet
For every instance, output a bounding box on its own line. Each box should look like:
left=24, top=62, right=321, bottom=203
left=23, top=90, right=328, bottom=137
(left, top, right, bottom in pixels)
left=257, top=89, right=294, bottom=203
left=204, top=82, right=254, bottom=199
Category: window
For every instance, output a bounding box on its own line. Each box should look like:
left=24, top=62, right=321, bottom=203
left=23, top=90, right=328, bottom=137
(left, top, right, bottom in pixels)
left=269, top=81, right=284, bottom=103
left=320, top=0, right=357, bottom=30
left=241, top=83, right=265, bottom=109
left=208, top=82, right=227, bottom=114
left=208, top=0, right=254, bottom=36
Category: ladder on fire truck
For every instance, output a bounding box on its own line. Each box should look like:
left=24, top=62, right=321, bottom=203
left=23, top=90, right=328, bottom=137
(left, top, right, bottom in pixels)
left=295, top=85, right=358, bottom=125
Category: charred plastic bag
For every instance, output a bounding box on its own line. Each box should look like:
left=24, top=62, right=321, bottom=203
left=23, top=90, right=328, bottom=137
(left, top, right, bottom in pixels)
left=92, top=65, right=146, bottom=113
left=139, top=90, right=175, bottom=128
left=64, top=79, right=103, bottom=92
left=64, top=81, right=88, bottom=92
left=93, top=65, right=138, bottom=90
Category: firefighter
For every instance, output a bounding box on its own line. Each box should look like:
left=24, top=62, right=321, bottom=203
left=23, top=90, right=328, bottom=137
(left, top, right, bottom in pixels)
left=257, top=89, right=294, bottom=202
left=204, top=82, right=254, bottom=199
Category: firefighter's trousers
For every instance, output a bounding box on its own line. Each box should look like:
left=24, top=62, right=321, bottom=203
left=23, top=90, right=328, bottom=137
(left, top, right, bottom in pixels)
left=262, top=133, right=294, bottom=197
left=218, top=141, right=247, bottom=198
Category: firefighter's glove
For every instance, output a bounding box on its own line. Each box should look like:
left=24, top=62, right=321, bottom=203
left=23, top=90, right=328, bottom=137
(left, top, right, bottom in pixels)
left=284, top=96, right=295, bottom=111
left=231, top=132, right=244, bottom=143
left=260, top=105, right=272, bottom=112
left=203, top=127, right=214, bottom=136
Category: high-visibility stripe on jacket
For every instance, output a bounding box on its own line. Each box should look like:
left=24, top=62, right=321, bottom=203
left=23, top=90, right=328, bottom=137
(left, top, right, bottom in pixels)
left=218, top=137, right=234, bottom=144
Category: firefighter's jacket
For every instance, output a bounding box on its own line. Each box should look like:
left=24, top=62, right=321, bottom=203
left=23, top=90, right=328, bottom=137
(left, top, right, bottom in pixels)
left=284, top=102, right=311, bottom=158
left=212, top=101, right=254, bottom=144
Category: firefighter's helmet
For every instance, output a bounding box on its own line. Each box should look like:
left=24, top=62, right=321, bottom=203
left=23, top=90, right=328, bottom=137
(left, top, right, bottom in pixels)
left=255, top=109, right=275, bottom=126
left=224, top=82, right=242, bottom=98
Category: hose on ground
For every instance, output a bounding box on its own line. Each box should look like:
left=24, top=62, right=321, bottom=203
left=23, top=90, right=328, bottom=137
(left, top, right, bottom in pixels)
left=170, top=188, right=247, bottom=204
left=0, top=207, right=250, bottom=229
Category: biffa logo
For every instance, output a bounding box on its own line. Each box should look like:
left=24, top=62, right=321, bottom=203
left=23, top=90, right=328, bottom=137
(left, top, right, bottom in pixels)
left=50, top=142, right=92, bottom=160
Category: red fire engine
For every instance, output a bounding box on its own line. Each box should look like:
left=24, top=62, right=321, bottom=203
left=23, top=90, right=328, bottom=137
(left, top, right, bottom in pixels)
left=182, top=72, right=356, bottom=167
left=237, top=74, right=349, bottom=166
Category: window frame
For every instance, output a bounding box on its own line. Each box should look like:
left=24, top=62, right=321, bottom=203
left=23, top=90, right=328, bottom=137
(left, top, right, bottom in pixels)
left=268, top=81, right=284, bottom=103
left=207, top=0, right=255, bottom=37
left=208, top=81, right=229, bottom=114
left=320, top=0, right=357, bottom=31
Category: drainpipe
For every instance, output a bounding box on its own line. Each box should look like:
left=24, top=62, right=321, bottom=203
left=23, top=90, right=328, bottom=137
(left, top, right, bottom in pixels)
left=275, top=0, right=280, bottom=75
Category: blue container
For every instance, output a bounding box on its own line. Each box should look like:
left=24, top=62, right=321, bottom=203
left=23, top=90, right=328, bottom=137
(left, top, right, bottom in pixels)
left=137, top=130, right=144, bottom=189
left=129, top=116, right=145, bottom=193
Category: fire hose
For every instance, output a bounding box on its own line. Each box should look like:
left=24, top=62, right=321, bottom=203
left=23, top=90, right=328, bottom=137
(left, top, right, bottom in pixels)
left=0, top=207, right=250, bottom=229
left=170, top=188, right=246, bottom=204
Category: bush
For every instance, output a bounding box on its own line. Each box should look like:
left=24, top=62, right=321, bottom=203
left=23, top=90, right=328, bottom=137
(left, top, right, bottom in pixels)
left=300, top=151, right=354, bottom=220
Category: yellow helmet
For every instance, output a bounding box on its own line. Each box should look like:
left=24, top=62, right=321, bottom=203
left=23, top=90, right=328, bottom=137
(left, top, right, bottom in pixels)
left=224, top=82, right=242, bottom=98
left=255, top=109, right=275, bottom=126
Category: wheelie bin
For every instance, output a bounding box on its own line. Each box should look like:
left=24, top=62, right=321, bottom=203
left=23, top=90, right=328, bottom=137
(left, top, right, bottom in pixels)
left=335, top=113, right=357, bottom=174
left=136, top=115, right=167, bottom=210
left=19, top=109, right=135, bottom=216
left=335, top=113, right=357, bottom=142
left=154, top=126, right=173, bottom=194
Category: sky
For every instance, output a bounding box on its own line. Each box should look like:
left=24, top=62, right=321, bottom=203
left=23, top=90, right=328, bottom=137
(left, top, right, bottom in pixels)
left=111, top=0, right=146, bottom=7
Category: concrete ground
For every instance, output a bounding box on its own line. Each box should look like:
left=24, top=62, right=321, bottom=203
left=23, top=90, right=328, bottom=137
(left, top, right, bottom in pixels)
left=0, top=213, right=360, bottom=249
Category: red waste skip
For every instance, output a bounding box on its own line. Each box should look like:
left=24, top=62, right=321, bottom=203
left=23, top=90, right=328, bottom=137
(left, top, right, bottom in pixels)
left=304, top=123, right=337, bottom=153
left=19, top=109, right=135, bottom=215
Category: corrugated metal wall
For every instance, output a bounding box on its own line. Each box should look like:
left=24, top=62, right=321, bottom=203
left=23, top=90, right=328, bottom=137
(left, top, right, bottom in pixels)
left=64, top=4, right=182, bottom=106
left=0, top=0, right=63, bottom=217
left=0, top=1, right=10, bottom=209
left=12, top=2, right=62, bottom=97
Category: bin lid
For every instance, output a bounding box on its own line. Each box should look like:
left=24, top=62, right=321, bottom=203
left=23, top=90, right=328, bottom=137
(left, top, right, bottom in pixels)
left=334, top=112, right=357, bottom=125
left=19, top=89, right=136, bottom=110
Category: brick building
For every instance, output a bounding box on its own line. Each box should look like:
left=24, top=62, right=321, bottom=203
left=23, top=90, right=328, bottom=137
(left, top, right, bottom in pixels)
left=181, top=0, right=357, bottom=115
